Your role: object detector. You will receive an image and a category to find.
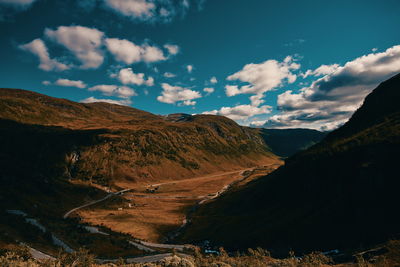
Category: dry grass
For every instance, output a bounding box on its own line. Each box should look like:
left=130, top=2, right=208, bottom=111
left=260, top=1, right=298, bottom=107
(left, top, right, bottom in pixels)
left=77, top=163, right=281, bottom=242
left=2, top=240, right=400, bottom=266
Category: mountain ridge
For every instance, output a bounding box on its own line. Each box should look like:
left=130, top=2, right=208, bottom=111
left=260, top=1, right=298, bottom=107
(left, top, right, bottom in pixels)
left=179, top=73, right=400, bottom=255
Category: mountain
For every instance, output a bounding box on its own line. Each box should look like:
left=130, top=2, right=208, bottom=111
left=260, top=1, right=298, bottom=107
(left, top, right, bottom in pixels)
left=0, top=88, right=281, bottom=255
left=257, top=128, right=326, bottom=157
left=178, top=73, right=400, bottom=255
left=0, top=88, right=280, bottom=187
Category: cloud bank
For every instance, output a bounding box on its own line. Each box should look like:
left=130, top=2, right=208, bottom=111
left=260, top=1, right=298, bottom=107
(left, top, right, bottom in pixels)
left=261, top=45, right=400, bottom=130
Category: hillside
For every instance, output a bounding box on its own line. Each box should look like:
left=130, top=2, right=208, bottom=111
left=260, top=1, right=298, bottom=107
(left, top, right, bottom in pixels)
left=257, top=128, right=326, bottom=157
left=0, top=88, right=281, bottom=254
left=0, top=88, right=280, bottom=187
left=179, top=73, right=400, bottom=255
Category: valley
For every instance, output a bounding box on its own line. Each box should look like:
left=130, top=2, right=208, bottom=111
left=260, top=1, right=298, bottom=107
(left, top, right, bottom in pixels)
left=0, top=73, right=399, bottom=266
left=71, top=163, right=281, bottom=243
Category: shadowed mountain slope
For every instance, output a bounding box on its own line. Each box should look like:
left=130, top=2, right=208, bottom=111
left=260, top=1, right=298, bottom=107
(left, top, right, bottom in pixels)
left=0, top=88, right=282, bottom=254
left=179, top=73, right=400, bottom=255
left=0, top=88, right=279, bottom=187
left=257, top=128, right=326, bottom=157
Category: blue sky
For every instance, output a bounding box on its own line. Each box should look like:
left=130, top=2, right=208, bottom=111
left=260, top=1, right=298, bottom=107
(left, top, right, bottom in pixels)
left=1, top=0, right=400, bottom=130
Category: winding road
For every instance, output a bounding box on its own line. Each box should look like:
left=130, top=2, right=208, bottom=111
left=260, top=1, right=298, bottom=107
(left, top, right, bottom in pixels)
left=50, top=166, right=275, bottom=263
left=63, top=189, right=131, bottom=219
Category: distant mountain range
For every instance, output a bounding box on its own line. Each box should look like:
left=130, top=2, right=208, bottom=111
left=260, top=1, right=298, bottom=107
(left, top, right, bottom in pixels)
left=179, top=73, right=400, bottom=255
left=257, top=128, right=326, bottom=157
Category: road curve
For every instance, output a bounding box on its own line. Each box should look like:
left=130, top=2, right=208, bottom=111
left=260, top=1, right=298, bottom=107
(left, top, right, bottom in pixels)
left=96, top=253, right=191, bottom=264
left=63, top=189, right=131, bottom=219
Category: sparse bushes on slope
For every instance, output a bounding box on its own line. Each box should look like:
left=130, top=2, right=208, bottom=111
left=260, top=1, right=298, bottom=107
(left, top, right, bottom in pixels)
left=2, top=243, right=400, bottom=267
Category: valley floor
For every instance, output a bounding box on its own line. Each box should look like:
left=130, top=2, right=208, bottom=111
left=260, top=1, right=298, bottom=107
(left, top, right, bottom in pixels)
left=72, top=161, right=282, bottom=244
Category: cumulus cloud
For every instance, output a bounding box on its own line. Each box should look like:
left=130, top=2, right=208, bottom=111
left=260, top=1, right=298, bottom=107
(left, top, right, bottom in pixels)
left=113, top=68, right=154, bottom=86
left=157, top=83, right=201, bottom=105
left=203, top=87, right=214, bottom=94
left=54, top=78, right=87, bottom=88
left=45, top=26, right=105, bottom=69
left=164, top=44, right=179, bottom=55
left=263, top=45, right=400, bottom=130
left=301, top=64, right=340, bottom=78
left=182, top=100, right=196, bottom=106
left=104, top=0, right=155, bottom=20
left=19, top=39, right=69, bottom=71
left=42, top=80, right=51, bottom=85
left=226, top=56, right=300, bottom=96
left=186, top=64, right=193, bottom=73
left=141, top=44, right=166, bottom=62
left=21, top=26, right=174, bottom=71
left=163, top=72, right=176, bottom=78
left=203, top=104, right=272, bottom=121
left=105, top=38, right=167, bottom=64
left=80, top=96, right=132, bottom=106
left=210, top=76, right=217, bottom=84
left=105, top=38, right=142, bottom=64
left=89, top=84, right=137, bottom=98
left=249, top=94, right=265, bottom=106
left=103, top=0, right=202, bottom=23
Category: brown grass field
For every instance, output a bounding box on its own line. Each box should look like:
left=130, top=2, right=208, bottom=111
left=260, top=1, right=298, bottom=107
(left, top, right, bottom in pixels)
left=75, top=160, right=282, bottom=243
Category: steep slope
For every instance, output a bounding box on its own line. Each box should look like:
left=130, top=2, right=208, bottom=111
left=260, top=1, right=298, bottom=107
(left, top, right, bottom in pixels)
left=257, top=128, right=326, bottom=157
left=179, top=73, right=400, bottom=254
left=0, top=88, right=281, bottom=254
left=0, top=119, right=146, bottom=257
left=0, top=88, right=279, bottom=188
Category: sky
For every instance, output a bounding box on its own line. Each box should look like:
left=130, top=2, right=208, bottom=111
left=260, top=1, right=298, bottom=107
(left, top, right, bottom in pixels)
left=1, top=0, right=400, bottom=130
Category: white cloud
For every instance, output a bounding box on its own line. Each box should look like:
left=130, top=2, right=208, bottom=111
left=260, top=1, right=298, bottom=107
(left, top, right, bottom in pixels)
left=42, top=80, right=51, bottom=85
left=202, top=104, right=272, bottom=121
left=104, top=38, right=168, bottom=64
left=54, top=78, right=87, bottom=88
left=19, top=39, right=69, bottom=71
left=103, top=0, right=197, bottom=23
left=157, top=83, right=201, bottom=105
left=163, top=72, right=176, bottom=78
left=186, top=64, right=193, bottom=73
left=141, top=44, right=166, bottom=62
left=249, top=120, right=268, bottom=127
left=225, top=85, right=239, bottom=97
left=203, top=87, right=214, bottom=94
left=301, top=64, right=340, bottom=78
left=164, top=44, right=179, bottom=55
left=113, top=68, right=154, bottom=86
left=89, top=84, right=137, bottom=98
left=80, top=96, right=132, bottom=106
left=105, top=38, right=142, bottom=64
left=210, top=76, right=217, bottom=84
left=249, top=94, right=265, bottom=106
left=263, top=45, right=400, bottom=130
left=104, top=0, right=155, bottom=20
left=182, top=100, right=196, bottom=106
left=226, top=55, right=300, bottom=96
left=45, top=26, right=104, bottom=69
